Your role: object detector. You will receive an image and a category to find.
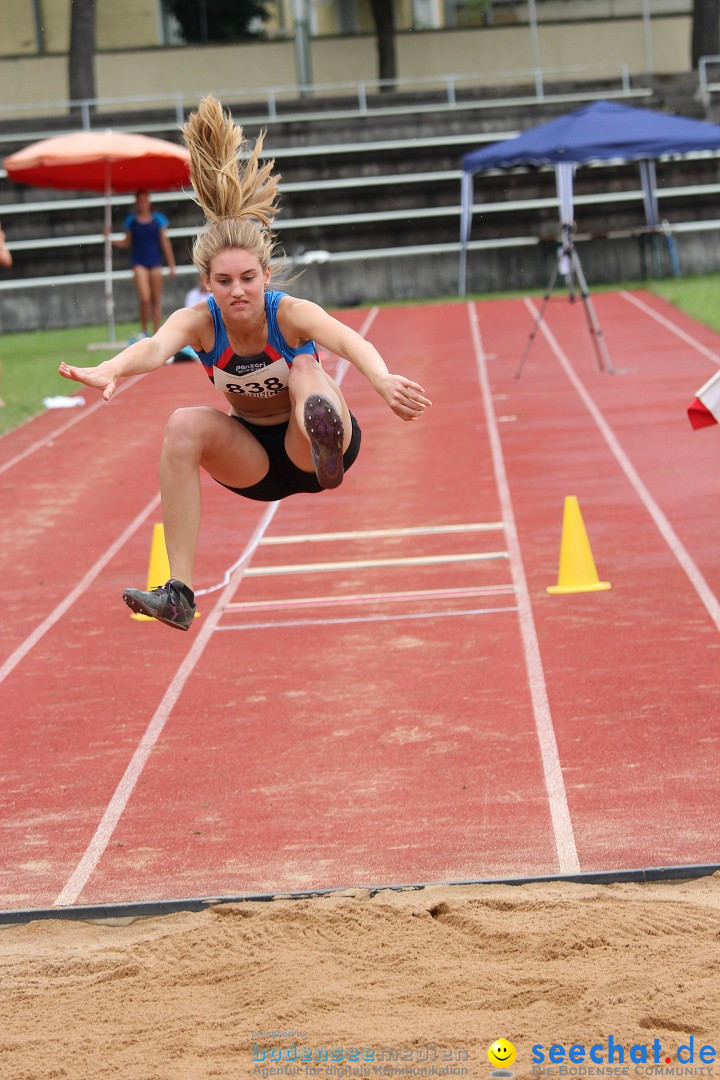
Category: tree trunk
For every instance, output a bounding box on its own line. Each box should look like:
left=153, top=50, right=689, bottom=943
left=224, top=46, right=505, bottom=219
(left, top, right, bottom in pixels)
left=692, top=0, right=720, bottom=69
left=370, top=0, right=397, bottom=92
left=68, top=0, right=97, bottom=115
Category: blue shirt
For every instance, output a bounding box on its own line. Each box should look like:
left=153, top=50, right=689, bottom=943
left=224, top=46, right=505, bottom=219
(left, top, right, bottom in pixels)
left=123, top=211, right=168, bottom=268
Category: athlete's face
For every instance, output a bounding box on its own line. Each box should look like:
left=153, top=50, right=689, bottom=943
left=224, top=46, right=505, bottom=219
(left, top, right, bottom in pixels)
left=209, top=249, right=270, bottom=322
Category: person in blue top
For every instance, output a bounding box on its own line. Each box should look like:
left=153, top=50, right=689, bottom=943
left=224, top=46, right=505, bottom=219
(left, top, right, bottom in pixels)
left=111, top=189, right=177, bottom=336
left=59, top=96, right=431, bottom=632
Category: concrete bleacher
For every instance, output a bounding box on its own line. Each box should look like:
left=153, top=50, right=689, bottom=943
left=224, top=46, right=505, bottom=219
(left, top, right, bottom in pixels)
left=1, top=71, right=720, bottom=332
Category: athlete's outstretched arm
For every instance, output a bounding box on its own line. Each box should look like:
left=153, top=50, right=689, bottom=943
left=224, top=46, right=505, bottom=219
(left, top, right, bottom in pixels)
left=279, top=297, right=431, bottom=421
left=59, top=307, right=206, bottom=401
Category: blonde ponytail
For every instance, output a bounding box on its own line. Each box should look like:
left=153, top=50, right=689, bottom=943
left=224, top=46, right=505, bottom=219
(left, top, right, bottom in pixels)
left=182, top=95, right=282, bottom=279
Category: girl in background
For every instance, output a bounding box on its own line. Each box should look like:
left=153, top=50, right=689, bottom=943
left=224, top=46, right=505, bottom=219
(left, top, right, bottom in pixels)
left=111, top=190, right=176, bottom=336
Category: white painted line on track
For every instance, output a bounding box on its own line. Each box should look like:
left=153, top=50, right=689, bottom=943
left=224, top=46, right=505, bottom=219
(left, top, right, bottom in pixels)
left=53, top=499, right=280, bottom=907
left=54, top=308, right=381, bottom=906
left=259, top=522, right=505, bottom=545
left=0, top=375, right=144, bottom=479
left=528, top=297, right=720, bottom=635
left=244, top=551, right=509, bottom=577
left=216, top=605, right=519, bottom=631
left=0, top=491, right=161, bottom=687
left=469, top=301, right=580, bottom=875
left=226, top=583, right=516, bottom=612
left=619, top=291, right=720, bottom=366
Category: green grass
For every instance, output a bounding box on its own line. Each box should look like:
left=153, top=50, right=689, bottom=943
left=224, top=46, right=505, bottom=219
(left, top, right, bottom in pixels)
left=2, top=275, right=720, bottom=438
left=642, top=274, right=720, bottom=335
left=0, top=323, right=137, bottom=436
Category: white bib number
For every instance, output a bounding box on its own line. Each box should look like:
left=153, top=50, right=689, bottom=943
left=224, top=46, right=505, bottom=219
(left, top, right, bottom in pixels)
left=213, top=357, right=290, bottom=398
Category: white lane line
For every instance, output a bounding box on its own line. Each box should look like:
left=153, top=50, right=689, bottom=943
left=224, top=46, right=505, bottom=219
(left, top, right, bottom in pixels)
left=527, top=297, right=720, bottom=634
left=225, top=583, right=516, bottom=612
left=54, top=308, right=381, bottom=905
left=217, top=605, right=519, bottom=632
left=619, top=291, right=720, bottom=366
left=0, top=375, right=144, bottom=479
left=259, top=522, right=505, bottom=545
left=469, top=301, right=580, bottom=875
left=194, top=502, right=281, bottom=598
left=53, top=498, right=277, bottom=907
left=244, top=551, right=508, bottom=577
left=0, top=492, right=161, bottom=687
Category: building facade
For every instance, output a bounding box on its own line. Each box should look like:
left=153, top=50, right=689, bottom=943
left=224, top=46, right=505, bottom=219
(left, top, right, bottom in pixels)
left=4, top=1, right=456, bottom=55
left=3, top=0, right=690, bottom=55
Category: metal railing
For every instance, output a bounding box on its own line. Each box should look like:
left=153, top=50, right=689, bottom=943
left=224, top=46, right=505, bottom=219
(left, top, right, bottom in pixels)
left=0, top=220, right=714, bottom=299
left=697, top=54, right=720, bottom=102
left=5, top=172, right=720, bottom=259
left=0, top=63, right=635, bottom=129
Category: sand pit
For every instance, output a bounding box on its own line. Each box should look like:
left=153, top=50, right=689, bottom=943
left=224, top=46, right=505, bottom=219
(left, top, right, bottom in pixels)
left=2, top=874, right=720, bottom=1079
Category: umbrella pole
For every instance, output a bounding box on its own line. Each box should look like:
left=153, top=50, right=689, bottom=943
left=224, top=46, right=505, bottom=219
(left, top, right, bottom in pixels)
left=104, top=166, right=116, bottom=345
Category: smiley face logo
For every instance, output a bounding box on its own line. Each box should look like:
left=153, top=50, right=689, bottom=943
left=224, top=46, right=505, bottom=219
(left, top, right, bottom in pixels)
left=488, top=1039, right=517, bottom=1069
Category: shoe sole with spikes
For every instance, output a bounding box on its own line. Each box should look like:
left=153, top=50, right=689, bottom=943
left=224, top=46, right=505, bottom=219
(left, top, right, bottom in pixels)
left=303, top=393, right=345, bottom=489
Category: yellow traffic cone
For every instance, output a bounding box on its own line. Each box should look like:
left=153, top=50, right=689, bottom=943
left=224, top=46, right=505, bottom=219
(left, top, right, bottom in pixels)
left=547, top=496, right=612, bottom=595
left=130, top=522, right=171, bottom=621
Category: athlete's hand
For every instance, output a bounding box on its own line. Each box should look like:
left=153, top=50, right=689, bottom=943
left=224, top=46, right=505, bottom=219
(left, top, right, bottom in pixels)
left=376, top=374, right=431, bottom=421
left=58, top=360, right=118, bottom=401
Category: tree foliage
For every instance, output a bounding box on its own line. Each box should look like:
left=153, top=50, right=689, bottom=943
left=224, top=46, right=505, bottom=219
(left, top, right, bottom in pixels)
left=164, top=0, right=269, bottom=43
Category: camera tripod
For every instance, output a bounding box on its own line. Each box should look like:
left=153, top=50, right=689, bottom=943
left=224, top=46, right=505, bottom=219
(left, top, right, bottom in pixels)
left=516, top=226, right=615, bottom=379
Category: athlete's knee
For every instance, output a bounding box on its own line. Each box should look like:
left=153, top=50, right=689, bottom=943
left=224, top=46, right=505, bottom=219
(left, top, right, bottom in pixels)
left=289, top=351, right=322, bottom=380
left=163, top=407, right=209, bottom=457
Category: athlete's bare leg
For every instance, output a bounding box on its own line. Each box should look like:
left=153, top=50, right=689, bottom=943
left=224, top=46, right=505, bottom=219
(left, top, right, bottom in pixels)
left=287, top=352, right=354, bottom=483
left=148, top=266, right=165, bottom=333
left=159, top=406, right=270, bottom=588
left=132, top=265, right=153, bottom=335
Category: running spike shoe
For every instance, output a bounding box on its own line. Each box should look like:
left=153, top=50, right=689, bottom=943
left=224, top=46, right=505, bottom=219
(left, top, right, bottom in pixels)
left=122, top=579, right=196, bottom=631
left=303, top=393, right=345, bottom=489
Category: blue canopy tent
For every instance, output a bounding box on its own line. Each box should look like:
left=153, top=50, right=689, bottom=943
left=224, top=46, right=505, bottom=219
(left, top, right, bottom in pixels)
left=459, top=99, right=720, bottom=295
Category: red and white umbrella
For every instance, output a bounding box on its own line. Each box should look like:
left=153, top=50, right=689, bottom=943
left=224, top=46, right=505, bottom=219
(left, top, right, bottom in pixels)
left=4, top=130, right=191, bottom=343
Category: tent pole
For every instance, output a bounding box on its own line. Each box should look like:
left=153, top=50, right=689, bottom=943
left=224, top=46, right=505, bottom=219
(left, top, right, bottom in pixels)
left=458, top=172, right=474, bottom=296
left=639, top=158, right=678, bottom=278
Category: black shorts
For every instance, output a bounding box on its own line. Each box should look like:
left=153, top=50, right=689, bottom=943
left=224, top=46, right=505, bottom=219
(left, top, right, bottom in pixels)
left=218, top=412, right=362, bottom=502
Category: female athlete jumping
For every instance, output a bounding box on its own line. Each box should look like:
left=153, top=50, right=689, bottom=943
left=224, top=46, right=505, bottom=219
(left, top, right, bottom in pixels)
left=59, top=96, right=431, bottom=631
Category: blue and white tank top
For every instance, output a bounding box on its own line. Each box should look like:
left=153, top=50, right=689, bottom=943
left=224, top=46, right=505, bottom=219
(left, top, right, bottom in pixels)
left=196, top=290, right=318, bottom=401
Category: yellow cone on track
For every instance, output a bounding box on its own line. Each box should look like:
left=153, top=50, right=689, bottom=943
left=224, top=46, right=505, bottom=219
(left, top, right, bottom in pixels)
left=547, top=496, right=611, bottom=595
left=130, top=523, right=171, bottom=621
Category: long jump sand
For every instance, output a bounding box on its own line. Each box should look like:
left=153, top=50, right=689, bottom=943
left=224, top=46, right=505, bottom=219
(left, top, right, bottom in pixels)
left=1, top=875, right=719, bottom=1079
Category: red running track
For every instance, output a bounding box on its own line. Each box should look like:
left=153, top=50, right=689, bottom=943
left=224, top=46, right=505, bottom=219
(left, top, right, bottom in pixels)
left=1, top=291, right=719, bottom=912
